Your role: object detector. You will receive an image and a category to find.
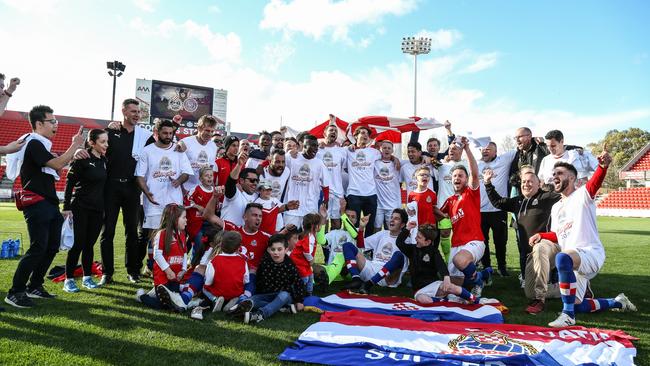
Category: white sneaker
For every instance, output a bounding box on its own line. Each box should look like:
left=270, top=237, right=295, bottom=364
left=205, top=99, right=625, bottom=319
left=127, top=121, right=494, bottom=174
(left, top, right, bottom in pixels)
left=548, top=312, right=576, bottom=328
left=613, top=293, right=637, bottom=312
left=212, top=296, right=225, bottom=313
left=190, top=306, right=208, bottom=320
left=135, top=288, right=146, bottom=303
left=446, top=294, right=468, bottom=304
left=223, top=297, right=239, bottom=313
left=478, top=297, right=500, bottom=305
left=471, top=284, right=483, bottom=298
left=155, top=285, right=187, bottom=312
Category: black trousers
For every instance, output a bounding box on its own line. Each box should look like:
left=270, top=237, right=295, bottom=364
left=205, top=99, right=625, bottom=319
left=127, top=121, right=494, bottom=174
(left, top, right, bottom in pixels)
left=11, top=200, right=63, bottom=293
left=100, top=180, right=141, bottom=276
left=66, top=206, right=103, bottom=277
left=346, top=194, right=377, bottom=237
left=480, top=211, right=508, bottom=269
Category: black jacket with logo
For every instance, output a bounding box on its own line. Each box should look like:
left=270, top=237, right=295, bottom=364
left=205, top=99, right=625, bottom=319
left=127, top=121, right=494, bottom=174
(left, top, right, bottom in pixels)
left=395, top=229, right=448, bottom=292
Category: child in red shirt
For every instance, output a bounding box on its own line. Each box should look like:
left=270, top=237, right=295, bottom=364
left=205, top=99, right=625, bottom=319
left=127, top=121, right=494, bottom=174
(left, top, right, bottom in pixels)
left=185, top=167, right=215, bottom=262
left=290, top=213, right=324, bottom=294
left=407, top=165, right=445, bottom=226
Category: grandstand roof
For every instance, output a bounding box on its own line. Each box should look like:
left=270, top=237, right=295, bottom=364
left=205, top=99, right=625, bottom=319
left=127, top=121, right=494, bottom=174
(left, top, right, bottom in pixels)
left=619, top=142, right=650, bottom=180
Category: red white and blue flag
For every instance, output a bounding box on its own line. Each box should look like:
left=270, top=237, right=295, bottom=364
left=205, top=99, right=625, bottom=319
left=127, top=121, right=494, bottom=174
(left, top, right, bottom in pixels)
left=303, top=292, right=505, bottom=323
left=279, top=310, right=637, bottom=366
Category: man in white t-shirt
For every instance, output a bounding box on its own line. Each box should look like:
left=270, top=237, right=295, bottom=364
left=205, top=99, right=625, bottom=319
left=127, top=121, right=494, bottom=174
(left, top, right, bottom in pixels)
left=221, top=152, right=259, bottom=227
left=374, top=140, right=402, bottom=231
left=538, top=130, right=598, bottom=188
left=284, top=134, right=329, bottom=229
left=477, top=142, right=517, bottom=277
left=177, top=115, right=218, bottom=192
left=529, top=149, right=636, bottom=328
left=400, top=141, right=434, bottom=196
left=260, top=149, right=290, bottom=202
left=317, top=124, right=347, bottom=229
left=136, top=119, right=193, bottom=229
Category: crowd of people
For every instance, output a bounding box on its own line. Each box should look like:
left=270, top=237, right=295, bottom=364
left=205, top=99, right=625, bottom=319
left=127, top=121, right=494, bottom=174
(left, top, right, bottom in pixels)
left=0, top=76, right=637, bottom=327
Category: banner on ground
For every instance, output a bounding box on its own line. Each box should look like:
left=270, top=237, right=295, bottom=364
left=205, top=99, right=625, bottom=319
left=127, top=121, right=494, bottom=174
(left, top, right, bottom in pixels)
left=303, top=292, right=505, bottom=323
left=279, top=310, right=637, bottom=366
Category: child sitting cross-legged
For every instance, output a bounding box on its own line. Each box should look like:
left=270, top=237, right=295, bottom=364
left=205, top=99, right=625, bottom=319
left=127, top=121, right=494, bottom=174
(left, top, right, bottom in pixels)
left=233, top=234, right=307, bottom=324
left=396, top=221, right=479, bottom=304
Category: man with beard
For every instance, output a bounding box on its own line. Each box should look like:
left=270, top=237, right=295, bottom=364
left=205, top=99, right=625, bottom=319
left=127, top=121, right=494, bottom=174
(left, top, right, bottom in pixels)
left=317, top=124, right=347, bottom=229
left=341, top=209, right=409, bottom=294
left=400, top=142, right=434, bottom=196
left=136, top=119, right=193, bottom=273
left=538, top=130, right=598, bottom=188
left=436, top=141, right=467, bottom=261
left=215, top=135, right=239, bottom=187
left=477, top=142, right=517, bottom=277
left=270, top=130, right=284, bottom=150
left=247, top=131, right=272, bottom=169
left=423, top=120, right=455, bottom=160
left=177, top=115, right=218, bottom=192
left=531, top=148, right=636, bottom=327
left=440, top=136, right=491, bottom=297
left=484, top=168, right=561, bottom=314
left=374, top=141, right=402, bottom=231
left=284, top=134, right=329, bottom=229
left=221, top=152, right=259, bottom=227
left=259, top=149, right=290, bottom=202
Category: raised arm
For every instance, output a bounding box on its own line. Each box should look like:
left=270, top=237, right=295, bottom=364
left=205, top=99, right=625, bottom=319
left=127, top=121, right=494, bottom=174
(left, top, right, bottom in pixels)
left=462, top=136, right=479, bottom=189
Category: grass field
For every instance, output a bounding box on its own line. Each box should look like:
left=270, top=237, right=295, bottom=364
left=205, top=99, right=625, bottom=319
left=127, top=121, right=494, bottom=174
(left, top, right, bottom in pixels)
left=0, top=202, right=647, bottom=366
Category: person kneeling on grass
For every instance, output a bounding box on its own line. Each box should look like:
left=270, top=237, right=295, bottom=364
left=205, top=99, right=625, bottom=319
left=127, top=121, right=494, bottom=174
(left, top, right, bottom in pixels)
left=136, top=204, right=205, bottom=313
left=232, top=234, right=308, bottom=324
left=396, top=222, right=478, bottom=304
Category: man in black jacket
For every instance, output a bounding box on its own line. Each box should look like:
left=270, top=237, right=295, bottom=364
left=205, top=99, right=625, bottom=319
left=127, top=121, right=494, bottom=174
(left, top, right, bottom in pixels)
left=508, top=127, right=550, bottom=195
left=484, top=167, right=561, bottom=314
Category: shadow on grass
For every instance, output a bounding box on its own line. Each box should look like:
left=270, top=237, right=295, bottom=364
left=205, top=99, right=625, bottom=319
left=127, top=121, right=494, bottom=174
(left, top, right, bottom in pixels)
left=600, top=229, right=650, bottom=236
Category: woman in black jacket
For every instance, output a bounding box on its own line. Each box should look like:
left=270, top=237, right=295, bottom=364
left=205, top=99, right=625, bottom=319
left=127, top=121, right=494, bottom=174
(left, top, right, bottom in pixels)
left=62, top=129, right=108, bottom=293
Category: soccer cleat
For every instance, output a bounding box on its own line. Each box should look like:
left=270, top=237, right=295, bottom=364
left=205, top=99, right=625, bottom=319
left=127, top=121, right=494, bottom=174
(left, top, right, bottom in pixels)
left=223, top=297, right=241, bottom=313
left=190, top=306, right=209, bottom=320
left=212, top=296, right=225, bottom=313
left=126, top=274, right=140, bottom=284
left=446, top=294, right=468, bottom=304
left=227, top=299, right=253, bottom=317
left=82, top=277, right=99, bottom=289
left=612, top=293, right=637, bottom=312
left=156, top=285, right=187, bottom=312
left=63, top=279, right=80, bottom=293
left=279, top=304, right=298, bottom=314
left=470, top=283, right=483, bottom=298
left=135, top=288, right=146, bottom=303
left=342, top=277, right=364, bottom=291
left=141, top=267, right=153, bottom=278
left=244, top=310, right=264, bottom=324
left=97, top=275, right=113, bottom=286
left=355, top=281, right=374, bottom=295
left=525, top=299, right=545, bottom=315
left=483, top=267, right=494, bottom=287
left=26, top=286, right=56, bottom=299
left=548, top=312, right=576, bottom=328
left=4, top=292, right=35, bottom=309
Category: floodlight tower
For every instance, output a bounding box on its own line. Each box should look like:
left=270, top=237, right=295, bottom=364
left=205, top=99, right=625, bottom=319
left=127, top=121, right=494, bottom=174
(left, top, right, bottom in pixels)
left=107, top=60, right=126, bottom=120
left=401, top=36, right=431, bottom=142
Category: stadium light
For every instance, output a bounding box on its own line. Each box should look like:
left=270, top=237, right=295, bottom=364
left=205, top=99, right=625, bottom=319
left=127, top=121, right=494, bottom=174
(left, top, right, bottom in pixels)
left=401, top=36, right=431, bottom=142
left=106, top=60, right=126, bottom=120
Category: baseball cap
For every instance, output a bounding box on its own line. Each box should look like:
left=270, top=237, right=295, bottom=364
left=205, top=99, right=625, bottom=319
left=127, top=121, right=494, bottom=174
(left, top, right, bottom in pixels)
left=223, top=135, right=239, bottom=151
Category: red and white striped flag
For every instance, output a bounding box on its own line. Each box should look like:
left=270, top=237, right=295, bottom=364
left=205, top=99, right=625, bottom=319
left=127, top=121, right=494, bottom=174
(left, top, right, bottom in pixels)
left=347, top=115, right=445, bottom=142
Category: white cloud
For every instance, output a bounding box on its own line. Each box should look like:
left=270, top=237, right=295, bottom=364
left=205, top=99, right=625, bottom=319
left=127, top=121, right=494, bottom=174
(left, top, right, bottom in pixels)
left=133, top=0, right=158, bottom=12
left=208, top=4, right=221, bottom=13
left=462, top=52, right=498, bottom=73
left=260, top=0, right=417, bottom=42
left=262, top=42, right=296, bottom=72
left=414, top=29, right=463, bottom=50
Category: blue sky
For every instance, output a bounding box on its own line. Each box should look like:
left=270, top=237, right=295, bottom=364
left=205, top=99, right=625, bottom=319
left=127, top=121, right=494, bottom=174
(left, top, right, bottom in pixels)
left=1, top=0, right=648, bottom=147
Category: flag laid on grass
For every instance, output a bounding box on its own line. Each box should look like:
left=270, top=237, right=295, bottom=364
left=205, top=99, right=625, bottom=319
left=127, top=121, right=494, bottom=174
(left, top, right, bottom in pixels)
left=303, top=291, right=505, bottom=323
left=279, top=310, right=637, bottom=366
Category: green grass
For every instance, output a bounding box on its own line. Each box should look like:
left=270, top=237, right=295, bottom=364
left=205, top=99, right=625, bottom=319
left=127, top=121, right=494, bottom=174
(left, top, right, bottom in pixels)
left=0, top=202, right=648, bottom=365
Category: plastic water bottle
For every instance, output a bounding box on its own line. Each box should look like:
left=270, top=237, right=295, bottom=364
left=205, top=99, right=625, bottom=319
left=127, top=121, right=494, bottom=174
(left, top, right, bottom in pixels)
left=13, top=238, right=21, bottom=257
left=0, top=240, right=8, bottom=259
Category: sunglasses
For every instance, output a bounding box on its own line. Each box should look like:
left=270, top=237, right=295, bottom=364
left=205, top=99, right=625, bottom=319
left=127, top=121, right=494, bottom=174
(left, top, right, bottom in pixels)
left=42, top=118, right=59, bottom=125
left=245, top=178, right=259, bottom=183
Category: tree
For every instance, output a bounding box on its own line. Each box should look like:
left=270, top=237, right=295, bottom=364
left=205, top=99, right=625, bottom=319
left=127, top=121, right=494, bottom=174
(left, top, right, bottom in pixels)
left=587, top=128, right=650, bottom=189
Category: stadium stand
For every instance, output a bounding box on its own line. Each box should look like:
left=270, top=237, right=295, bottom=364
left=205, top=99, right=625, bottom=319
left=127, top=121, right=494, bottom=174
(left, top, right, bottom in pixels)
left=597, top=142, right=650, bottom=218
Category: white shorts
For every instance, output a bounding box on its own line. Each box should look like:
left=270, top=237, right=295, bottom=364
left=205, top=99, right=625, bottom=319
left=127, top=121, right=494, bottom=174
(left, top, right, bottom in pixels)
left=574, top=246, right=605, bottom=301
left=448, top=241, right=486, bottom=277
left=359, top=259, right=406, bottom=287
left=414, top=280, right=442, bottom=299
left=374, top=208, right=392, bottom=229
left=328, top=193, right=342, bottom=219
left=283, top=214, right=303, bottom=230
left=143, top=214, right=162, bottom=229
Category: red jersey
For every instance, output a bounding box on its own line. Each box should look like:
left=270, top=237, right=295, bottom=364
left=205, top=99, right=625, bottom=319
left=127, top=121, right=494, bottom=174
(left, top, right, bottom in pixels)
left=290, top=234, right=316, bottom=277
left=152, top=229, right=187, bottom=286
left=407, top=188, right=438, bottom=226
left=224, top=221, right=270, bottom=270
left=203, top=252, right=249, bottom=299
left=185, top=185, right=213, bottom=239
left=441, top=186, right=484, bottom=247
left=215, top=157, right=237, bottom=187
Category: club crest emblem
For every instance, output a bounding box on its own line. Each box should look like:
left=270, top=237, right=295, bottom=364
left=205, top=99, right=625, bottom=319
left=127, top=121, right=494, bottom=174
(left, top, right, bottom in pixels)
left=448, top=331, right=538, bottom=356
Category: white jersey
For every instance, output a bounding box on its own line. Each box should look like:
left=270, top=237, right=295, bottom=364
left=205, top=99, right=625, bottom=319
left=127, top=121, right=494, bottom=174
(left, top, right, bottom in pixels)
left=574, top=150, right=599, bottom=181
left=374, top=159, right=402, bottom=210
left=346, top=147, right=381, bottom=196
left=478, top=150, right=517, bottom=212
left=538, top=150, right=598, bottom=184
left=400, top=159, right=434, bottom=196
left=324, top=229, right=354, bottom=265
left=437, top=160, right=467, bottom=207
left=136, top=143, right=194, bottom=217
left=262, top=166, right=290, bottom=202
left=317, top=146, right=347, bottom=196
left=180, top=136, right=217, bottom=192
left=285, top=154, right=329, bottom=216
left=550, top=186, right=603, bottom=253
left=364, top=230, right=407, bottom=270
left=254, top=196, right=285, bottom=232
left=221, top=188, right=257, bottom=227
